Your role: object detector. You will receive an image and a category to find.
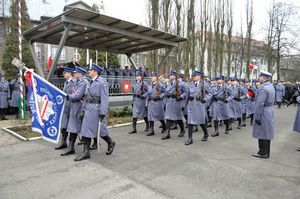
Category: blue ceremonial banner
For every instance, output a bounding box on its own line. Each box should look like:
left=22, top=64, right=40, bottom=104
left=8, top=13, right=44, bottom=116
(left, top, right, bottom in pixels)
left=25, top=70, right=66, bottom=144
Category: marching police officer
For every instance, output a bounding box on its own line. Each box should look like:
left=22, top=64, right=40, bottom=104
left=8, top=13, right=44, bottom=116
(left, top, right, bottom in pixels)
left=230, top=77, right=247, bottom=129
left=211, top=76, right=232, bottom=136
left=252, top=70, right=275, bottom=159
left=161, top=70, right=188, bottom=140
left=9, top=73, right=22, bottom=119
left=0, top=72, right=10, bottom=120
left=75, top=64, right=116, bottom=161
left=275, top=80, right=285, bottom=108
left=245, top=80, right=256, bottom=126
left=146, top=72, right=167, bottom=136
left=61, top=67, right=88, bottom=156
left=185, top=71, right=212, bottom=145
left=179, top=74, right=189, bottom=128
left=129, top=71, right=149, bottom=134
left=207, top=77, right=218, bottom=128
left=55, top=67, right=76, bottom=150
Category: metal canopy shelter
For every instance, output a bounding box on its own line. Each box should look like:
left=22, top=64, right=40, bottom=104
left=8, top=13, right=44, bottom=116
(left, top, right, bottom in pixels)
left=23, top=8, right=187, bottom=80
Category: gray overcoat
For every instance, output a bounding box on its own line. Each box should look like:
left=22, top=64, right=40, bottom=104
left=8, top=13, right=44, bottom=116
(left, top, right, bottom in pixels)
left=80, top=76, right=110, bottom=138
left=147, top=82, right=166, bottom=121
left=252, top=81, right=275, bottom=140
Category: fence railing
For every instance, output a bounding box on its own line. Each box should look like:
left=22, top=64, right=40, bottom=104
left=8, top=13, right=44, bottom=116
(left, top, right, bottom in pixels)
left=51, top=76, right=150, bottom=96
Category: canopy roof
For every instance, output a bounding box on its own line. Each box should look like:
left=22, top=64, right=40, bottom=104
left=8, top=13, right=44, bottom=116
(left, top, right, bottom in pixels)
left=23, top=8, right=187, bottom=55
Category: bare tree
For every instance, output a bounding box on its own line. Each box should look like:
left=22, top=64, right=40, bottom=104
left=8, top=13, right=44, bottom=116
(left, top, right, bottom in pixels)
left=266, top=2, right=276, bottom=74
left=198, top=0, right=209, bottom=74
left=207, top=21, right=213, bottom=78
left=174, top=0, right=183, bottom=70
left=185, top=0, right=195, bottom=74
left=148, top=0, right=160, bottom=70
left=265, top=1, right=297, bottom=80
left=213, top=0, right=220, bottom=76
left=238, top=19, right=246, bottom=79
left=1, top=0, right=8, bottom=37
left=218, top=0, right=225, bottom=75
left=245, top=0, right=253, bottom=79
left=161, top=0, right=172, bottom=72
left=226, top=0, right=233, bottom=77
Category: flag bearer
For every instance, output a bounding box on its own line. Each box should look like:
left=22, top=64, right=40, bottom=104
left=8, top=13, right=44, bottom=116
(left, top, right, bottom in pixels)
left=55, top=67, right=76, bottom=150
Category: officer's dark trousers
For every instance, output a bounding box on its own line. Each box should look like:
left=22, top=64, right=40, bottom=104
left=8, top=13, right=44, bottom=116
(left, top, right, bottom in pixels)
left=277, top=102, right=282, bottom=108
left=213, top=120, right=230, bottom=131
left=258, top=139, right=271, bottom=156
left=250, top=114, right=254, bottom=125
left=0, top=108, right=7, bottom=119
left=224, top=119, right=230, bottom=130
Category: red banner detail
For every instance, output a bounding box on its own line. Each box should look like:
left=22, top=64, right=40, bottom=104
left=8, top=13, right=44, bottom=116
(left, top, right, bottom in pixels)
left=48, top=56, right=53, bottom=69
left=122, top=81, right=131, bottom=93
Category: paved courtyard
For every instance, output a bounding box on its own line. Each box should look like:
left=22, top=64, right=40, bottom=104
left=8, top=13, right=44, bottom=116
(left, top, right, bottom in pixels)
left=0, top=106, right=299, bottom=199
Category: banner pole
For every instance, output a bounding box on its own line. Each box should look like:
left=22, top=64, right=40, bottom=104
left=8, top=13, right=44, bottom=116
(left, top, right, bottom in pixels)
left=18, top=0, right=24, bottom=119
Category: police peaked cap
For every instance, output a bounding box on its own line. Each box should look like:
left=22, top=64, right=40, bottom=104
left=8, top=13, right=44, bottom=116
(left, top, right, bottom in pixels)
left=192, top=71, right=202, bottom=76
left=89, top=64, right=103, bottom=73
left=74, top=67, right=87, bottom=74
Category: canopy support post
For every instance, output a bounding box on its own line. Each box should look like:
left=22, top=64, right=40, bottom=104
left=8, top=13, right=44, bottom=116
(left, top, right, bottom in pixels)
left=47, top=23, right=72, bottom=81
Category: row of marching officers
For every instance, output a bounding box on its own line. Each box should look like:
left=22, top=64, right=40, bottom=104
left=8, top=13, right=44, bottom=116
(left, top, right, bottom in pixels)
left=129, top=69, right=277, bottom=159
left=55, top=65, right=115, bottom=161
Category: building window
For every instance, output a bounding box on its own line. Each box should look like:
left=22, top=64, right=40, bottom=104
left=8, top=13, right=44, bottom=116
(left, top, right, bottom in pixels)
left=60, top=48, right=66, bottom=60
left=51, top=47, right=57, bottom=59
left=51, top=47, right=66, bottom=60
left=34, top=46, right=41, bottom=59
left=73, top=48, right=80, bottom=61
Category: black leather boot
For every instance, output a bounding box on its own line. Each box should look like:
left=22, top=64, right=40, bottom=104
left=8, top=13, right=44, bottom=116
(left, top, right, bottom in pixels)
left=224, top=120, right=230, bottom=134
left=185, top=124, right=193, bottom=145
left=144, top=117, right=149, bottom=132
left=2, top=109, right=8, bottom=120
left=55, top=129, right=68, bottom=150
left=178, top=120, right=185, bottom=137
left=161, top=120, right=171, bottom=140
left=161, top=129, right=170, bottom=140
left=74, top=138, right=91, bottom=161
left=250, top=114, right=254, bottom=126
left=90, top=138, right=98, bottom=150
left=61, top=133, right=76, bottom=156
left=237, top=118, right=242, bottom=129
left=129, top=118, right=137, bottom=134
left=207, top=116, right=212, bottom=127
left=200, top=124, right=208, bottom=141
left=253, top=139, right=269, bottom=159
left=15, top=107, right=19, bottom=119
left=241, top=114, right=246, bottom=127
left=146, top=121, right=155, bottom=136
left=101, top=135, right=116, bottom=155
left=159, top=120, right=166, bottom=134
left=211, top=121, right=219, bottom=137
left=170, top=122, right=178, bottom=130
left=192, top=125, right=198, bottom=132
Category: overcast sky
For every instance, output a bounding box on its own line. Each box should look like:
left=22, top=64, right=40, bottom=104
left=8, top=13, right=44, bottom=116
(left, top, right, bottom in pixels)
left=24, top=0, right=300, bottom=41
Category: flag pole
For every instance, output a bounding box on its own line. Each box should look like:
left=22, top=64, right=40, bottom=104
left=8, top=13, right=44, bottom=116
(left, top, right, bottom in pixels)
left=18, top=0, right=24, bottom=119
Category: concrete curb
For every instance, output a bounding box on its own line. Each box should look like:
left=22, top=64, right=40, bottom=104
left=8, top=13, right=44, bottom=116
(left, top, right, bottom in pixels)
left=108, top=120, right=144, bottom=128
left=2, top=120, right=144, bottom=141
left=2, top=126, right=42, bottom=141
